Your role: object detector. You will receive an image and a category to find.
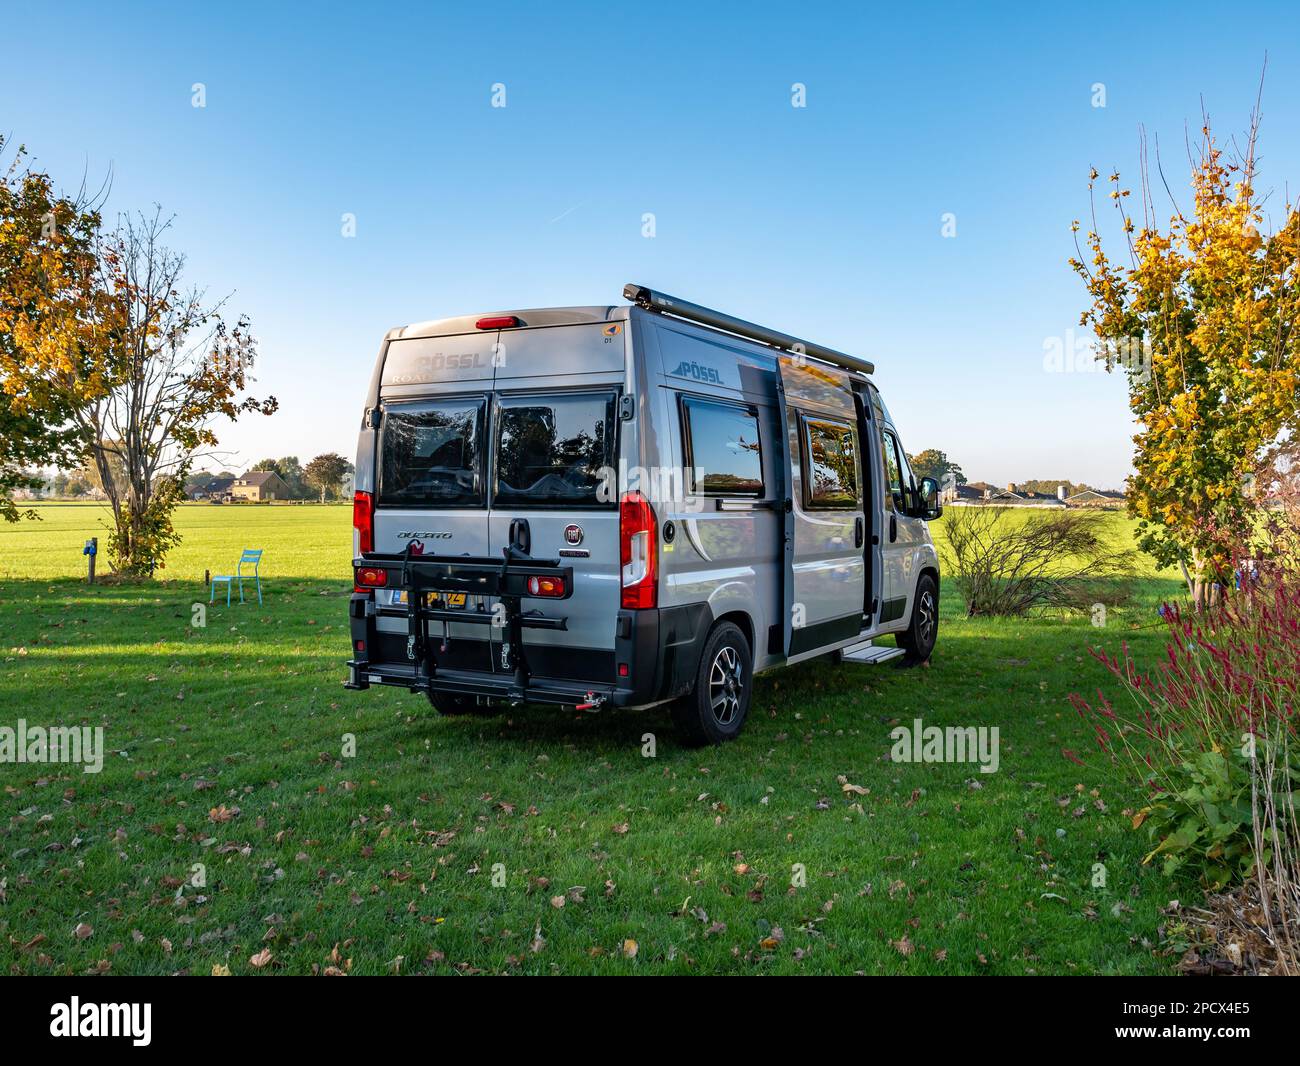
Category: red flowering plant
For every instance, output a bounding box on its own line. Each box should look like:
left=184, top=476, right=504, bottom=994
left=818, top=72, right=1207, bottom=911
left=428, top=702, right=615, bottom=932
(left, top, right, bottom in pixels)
left=1069, top=574, right=1300, bottom=889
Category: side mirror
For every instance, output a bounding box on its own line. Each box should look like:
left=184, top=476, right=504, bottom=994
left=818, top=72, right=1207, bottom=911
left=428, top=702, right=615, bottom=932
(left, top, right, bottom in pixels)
left=918, top=476, right=943, bottom=521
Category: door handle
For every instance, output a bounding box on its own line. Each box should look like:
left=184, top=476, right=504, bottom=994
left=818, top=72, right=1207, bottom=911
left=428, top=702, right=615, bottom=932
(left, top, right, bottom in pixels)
left=854, top=515, right=864, bottom=548
left=508, top=518, right=531, bottom=556
left=890, top=514, right=898, bottom=543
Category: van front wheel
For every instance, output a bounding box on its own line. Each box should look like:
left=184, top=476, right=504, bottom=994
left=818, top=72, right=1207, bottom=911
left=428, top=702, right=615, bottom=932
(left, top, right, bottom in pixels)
left=670, top=621, right=753, bottom=746
left=897, top=574, right=938, bottom=665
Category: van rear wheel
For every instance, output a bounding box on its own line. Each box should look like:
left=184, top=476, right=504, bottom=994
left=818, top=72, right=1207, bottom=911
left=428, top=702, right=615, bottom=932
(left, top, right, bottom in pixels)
left=896, top=574, right=938, bottom=665
left=670, top=621, right=753, bottom=746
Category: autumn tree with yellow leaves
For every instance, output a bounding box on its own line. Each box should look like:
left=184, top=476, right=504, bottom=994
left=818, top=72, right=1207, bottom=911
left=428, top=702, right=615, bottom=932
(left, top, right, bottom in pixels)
left=0, top=138, right=276, bottom=574
left=1071, top=97, right=1300, bottom=604
left=0, top=136, right=108, bottom=521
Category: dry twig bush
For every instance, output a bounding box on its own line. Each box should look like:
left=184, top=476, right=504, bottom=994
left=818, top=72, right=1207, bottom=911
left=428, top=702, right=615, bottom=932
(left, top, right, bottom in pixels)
left=940, top=506, right=1136, bottom=617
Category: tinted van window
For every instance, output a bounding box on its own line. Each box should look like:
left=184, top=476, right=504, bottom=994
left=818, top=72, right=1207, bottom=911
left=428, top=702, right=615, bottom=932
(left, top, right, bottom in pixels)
left=882, top=427, right=916, bottom=512
left=379, top=398, right=485, bottom=507
left=682, top=397, right=764, bottom=496
left=882, top=427, right=905, bottom=510
left=803, top=416, right=858, bottom=508
left=495, top=392, right=617, bottom=507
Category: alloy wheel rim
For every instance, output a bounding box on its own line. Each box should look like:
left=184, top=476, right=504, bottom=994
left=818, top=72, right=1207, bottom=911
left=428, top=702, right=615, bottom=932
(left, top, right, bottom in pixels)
left=918, top=591, right=936, bottom=645
left=708, top=645, right=743, bottom=726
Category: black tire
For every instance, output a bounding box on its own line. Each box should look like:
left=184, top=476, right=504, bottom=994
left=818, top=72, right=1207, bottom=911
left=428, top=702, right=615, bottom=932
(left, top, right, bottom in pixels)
left=896, top=574, right=938, bottom=664
left=427, top=690, right=490, bottom=716
left=670, top=621, right=753, bottom=746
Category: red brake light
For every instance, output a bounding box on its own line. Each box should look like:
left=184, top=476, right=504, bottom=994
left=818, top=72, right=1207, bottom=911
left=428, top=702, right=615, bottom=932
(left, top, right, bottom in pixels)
left=619, top=491, right=657, bottom=609
left=353, top=490, right=374, bottom=555
left=354, top=566, right=389, bottom=588
left=527, top=575, right=566, bottom=598
left=475, top=315, right=522, bottom=330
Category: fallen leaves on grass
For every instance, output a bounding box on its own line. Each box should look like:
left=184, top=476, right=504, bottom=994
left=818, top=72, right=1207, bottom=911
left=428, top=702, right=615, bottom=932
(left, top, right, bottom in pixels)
left=837, top=775, right=869, bottom=796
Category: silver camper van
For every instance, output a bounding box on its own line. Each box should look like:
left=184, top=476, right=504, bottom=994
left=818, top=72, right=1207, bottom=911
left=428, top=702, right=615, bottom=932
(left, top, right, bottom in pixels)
left=344, top=285, right=942, bottom=745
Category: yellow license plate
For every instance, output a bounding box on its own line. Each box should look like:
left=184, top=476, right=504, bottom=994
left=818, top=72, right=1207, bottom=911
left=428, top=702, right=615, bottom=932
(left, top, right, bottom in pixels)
left=391, top=591, right=467, bottom=608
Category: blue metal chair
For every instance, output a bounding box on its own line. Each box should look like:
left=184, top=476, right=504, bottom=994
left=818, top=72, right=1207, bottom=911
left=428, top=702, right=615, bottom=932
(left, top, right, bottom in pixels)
left=210, top=549, right=264, bottom=606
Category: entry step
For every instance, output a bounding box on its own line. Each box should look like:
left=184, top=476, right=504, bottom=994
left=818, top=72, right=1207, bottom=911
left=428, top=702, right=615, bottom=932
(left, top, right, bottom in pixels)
left=840, top=640, right=905, bottom=665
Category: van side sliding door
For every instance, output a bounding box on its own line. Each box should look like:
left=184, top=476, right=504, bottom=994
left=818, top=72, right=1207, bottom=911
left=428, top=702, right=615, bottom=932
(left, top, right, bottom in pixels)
left=776, top=357, right=867, bottom=658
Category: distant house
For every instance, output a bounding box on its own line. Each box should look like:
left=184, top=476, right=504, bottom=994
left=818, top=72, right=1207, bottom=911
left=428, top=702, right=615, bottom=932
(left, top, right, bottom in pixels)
left=229, top=470, right=290, bottom=502
left=197, top=474, right=237, bottom=501
left=945, top=483, right=990, bottom=504
left=946, top=482, right=1001, bottom=506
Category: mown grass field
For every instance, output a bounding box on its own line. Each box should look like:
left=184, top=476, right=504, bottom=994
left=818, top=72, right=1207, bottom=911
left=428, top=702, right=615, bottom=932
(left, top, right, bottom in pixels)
left=1, top=503, right=1187, bottom=975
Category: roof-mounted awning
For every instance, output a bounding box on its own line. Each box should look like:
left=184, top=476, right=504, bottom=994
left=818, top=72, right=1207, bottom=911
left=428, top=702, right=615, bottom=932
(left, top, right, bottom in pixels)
left=623, top=283, right=874, bottom=376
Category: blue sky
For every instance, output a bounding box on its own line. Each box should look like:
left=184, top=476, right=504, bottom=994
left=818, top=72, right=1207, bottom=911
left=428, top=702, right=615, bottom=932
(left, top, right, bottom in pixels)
left=4, top=1, right=1296, bottom=488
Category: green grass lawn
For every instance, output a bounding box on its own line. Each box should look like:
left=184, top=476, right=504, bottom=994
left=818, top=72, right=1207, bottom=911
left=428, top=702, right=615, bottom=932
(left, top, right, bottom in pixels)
left=0, top=503, right=1188, bottom=975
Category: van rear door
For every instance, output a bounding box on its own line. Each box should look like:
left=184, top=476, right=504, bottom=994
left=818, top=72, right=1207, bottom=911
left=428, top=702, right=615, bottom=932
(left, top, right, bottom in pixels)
left=487, top=324, right=627, bottom=687
left=372, top=332, right=500, bottom=670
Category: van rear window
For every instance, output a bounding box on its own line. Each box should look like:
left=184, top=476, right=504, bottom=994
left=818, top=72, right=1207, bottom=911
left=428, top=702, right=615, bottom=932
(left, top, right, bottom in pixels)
left=379, top=398, right=485, bottom=507
left=494, top=392, right=616, bottom=507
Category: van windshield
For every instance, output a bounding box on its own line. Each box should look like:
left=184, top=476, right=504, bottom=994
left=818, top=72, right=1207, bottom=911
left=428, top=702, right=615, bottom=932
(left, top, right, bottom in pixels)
left=494, top=392, right=616, bottom=507
left=379, top=398, right=485, bottom=507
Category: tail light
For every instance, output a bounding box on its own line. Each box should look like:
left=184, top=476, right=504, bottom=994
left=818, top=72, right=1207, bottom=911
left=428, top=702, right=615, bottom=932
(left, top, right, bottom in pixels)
left=353, top=490, right=374, bottom=556
left=476, top=315, right=522, bottom=330
left=527, top=575, right=566, bottom=598
left=620, top=491, right=657, bottom=609
left=354, top=566, right=389, bottom=588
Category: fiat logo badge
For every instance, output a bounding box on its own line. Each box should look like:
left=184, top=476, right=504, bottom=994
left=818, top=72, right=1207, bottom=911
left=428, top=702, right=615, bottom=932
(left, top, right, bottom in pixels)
left=563, top=524, right=584, bottom=546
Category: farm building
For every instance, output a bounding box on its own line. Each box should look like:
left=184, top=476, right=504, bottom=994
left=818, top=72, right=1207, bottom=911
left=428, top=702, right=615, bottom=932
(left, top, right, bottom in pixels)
left=988, top=483, right=1066, bottom=507
left=1064, top=488, right=1127, bottom=508
left=944, top=482, right=1126, bottom=509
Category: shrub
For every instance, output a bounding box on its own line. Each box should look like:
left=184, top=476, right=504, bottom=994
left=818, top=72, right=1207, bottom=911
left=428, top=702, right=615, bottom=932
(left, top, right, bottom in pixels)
left=1069, top=580, right=1300, bottom=892
left=940, top=506, right=1135, bottom=616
